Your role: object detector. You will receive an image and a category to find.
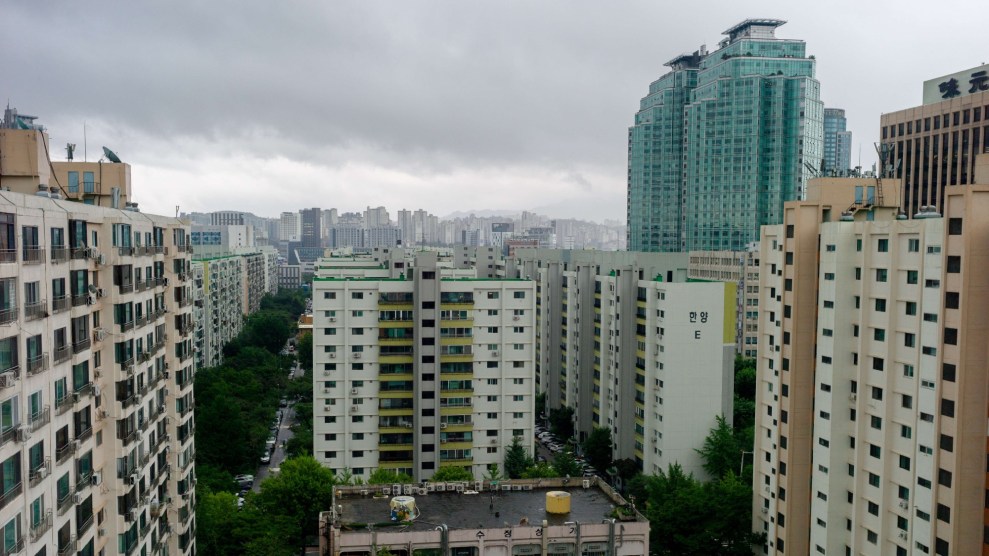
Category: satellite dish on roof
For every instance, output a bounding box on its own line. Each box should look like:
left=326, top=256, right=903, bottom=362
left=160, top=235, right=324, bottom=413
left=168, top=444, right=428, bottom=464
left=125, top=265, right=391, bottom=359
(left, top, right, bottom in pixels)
left=102, top=146, right=122, bottom=163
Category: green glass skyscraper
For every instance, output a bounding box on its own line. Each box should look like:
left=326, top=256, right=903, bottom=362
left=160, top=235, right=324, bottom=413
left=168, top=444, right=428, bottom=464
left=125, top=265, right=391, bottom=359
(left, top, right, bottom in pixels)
left=628, top=19, right=823, bottom=252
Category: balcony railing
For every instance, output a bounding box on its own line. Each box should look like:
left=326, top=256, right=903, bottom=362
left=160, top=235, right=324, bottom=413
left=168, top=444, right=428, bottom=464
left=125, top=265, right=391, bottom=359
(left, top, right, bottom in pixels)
left=77, top=513, right=94, bottom=536
left=50, top=246, right=69, bottom=263
left=70, top=294, right=88, bottom=307
left=0, top=482, right=23, bottom=510
left=29, top=510, right=52, bottom=542
left=1, top=537, right=24, bottom=556
left=55, top=442, right=76, bottom=465
left=72, top=338, right=91, bottom=354
left=0, top=306, right=16, bottom=325
left=28, top=407, right=50, bottom=432
left=70, top=246, right=87, bottom=260
left=75, top=427, right=93, bottom=443
left=24, top=300, right=47, bottom=320
left=0, top=249, right=15, bottom=263
left=56, top=537, right=75, bottom=556
left=55, top=395, right=73, bottom=416
left=26, top=353, right=48, bottom=375
left=51, top=295, right=69, bottom=314
left=22, top=247, right=43, bottom=265
left=29, top=459, right=50, bottom=488
left=53, top=344, right=70, bottom=364
left=120, top=320, right=134, bottom=332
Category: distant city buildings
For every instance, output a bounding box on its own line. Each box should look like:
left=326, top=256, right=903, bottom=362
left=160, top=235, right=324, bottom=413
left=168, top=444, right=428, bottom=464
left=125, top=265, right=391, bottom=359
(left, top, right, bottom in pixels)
left=823, top=107, right=853, bottom=176
left=627, top=18, right=823, bottom=253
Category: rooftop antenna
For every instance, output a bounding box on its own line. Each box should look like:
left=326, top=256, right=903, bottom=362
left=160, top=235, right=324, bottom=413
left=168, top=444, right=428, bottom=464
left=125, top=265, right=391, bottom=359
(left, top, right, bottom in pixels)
left=66, top=143, right=75, bottom=162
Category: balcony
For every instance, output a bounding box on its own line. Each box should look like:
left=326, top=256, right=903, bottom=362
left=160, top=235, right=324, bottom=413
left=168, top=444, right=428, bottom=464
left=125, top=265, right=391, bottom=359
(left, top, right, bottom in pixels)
left=29, top=510, right=52, bottom=542
left=26, top=353, right=48, bottom=376
left=0, top=306, right=16, bottom=325
left=72, top=338, right=91, bottom=354
left=75, top=427, right=93, bottom=443
left=22, top=247, right=43, bottom=265
left=120, top=320, right=134, bottom=332
left=77, top=513, right=94, bottom=536
left=53, top=344, right=70, bottom=364
left=24, top=300, right=47, bottom=321
left=56, top=537, right=75, bottom=556
left=51, top=295, right=69, bottom=314
left=28, top=407, right=50, bottom=432
left=55, top=442, right=76, bottom=465
left=70, top=294, right=88, bottom=307
left=1, top=537, right=24, bottom=556
left=118, top=246, right=135, bottom=257
left=0, top=481, right=22, bottom=510
left=55, top=395, right=73, bottom=416
left=119, top=282, right=134, bottom=294
left=51, top=246, right=69, bottom=264
left=29, top=459, right=51, bottom=488
left=0, top=249, right=14, bottom=263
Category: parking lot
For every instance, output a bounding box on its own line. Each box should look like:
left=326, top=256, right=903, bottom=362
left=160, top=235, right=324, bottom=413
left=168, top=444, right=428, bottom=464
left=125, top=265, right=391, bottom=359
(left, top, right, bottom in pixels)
left=534, top=425, right=601, bottom=479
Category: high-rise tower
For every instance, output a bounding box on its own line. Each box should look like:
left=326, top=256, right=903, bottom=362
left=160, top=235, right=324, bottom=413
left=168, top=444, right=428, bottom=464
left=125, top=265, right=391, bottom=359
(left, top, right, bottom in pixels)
left=627, top=19, right=823, bottom=252
left=823, top=108, right=853, bottom=175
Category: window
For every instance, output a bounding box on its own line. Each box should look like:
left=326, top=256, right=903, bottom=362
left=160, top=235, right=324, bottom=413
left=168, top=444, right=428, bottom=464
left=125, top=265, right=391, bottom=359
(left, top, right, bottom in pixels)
left=905, top=301, right=917, bottom=315
left=902, top=394, right=913, bottom=409
left=948, top=217, right=963, bottom=235
left=937, top=504, right=950, bottom=523
left=904, top=333, right=916, bottom=347
left=876, top=269, right=888, bottom=282
left=941, top=399, right=954, bottom=418
left=486, top=292, right=499, bottom=299
left=940, top=434, right=953, bottom=452
left=871, top=387, right=883, bottom=401
left=938, top=468, right=952, bottom=487
left=942, top=363, right=956, bottom=382
left=874, top=328, right=886, bottom=342
left=946, top=291, right=959, bottom=308
left=906, top=270, right=918, bottom=284
left=868, top=472, right=880, bottom=487
left=899, top=455, right=911, bottom=470
left=513, top=291, right=525, bottom=299
left=925, top=279, right=940, bottom=288
left=324, top=292, right=336, bottom=299
left=870, top=415, right=882, bottom=430
left=908, top=238, right=920, bottom=252
left=869, top=444, right=881, bottom=459
left=903, top=364, right=915, bottom=378
left=875, top=298, right=887, bottom=312
left=878, top=239, right=889, bottom=252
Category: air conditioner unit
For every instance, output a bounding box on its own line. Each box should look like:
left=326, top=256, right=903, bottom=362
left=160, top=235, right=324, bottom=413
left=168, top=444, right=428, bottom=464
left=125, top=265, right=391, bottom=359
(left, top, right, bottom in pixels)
left=898, top=531, right=908, bottom=540
left=328, top=353, right=336, bottom=359
left=127, top=509, right=137, bottom=521
left=350, top=388, right=358, bottom=395
left=15, top=427, right=29, bottom=442
left=351, top=406, right=359, bottom=413
left=323, top=388, right=331, bottom=394
left=764, top=486, right=770, bottom=493
left=328, top=317, right=336, bottom=322
left=72, top=393, right=80, bottom=403
left=418, top=487, right=427, bottom=495
left=0, top=373, right=14, bottom=388
left=403, top=423, right=413, bottom=429
left=72, top=494, right=81, bottom=504
left=490, top=438, right=497, bottom=444
left=71, top=440, right=80, bottom=451
left=381, top=487, right=391, bottom=495
left=491, top=351, right=499, bottom=357
left=96, top=288, right=106, bottom=298
left=353, top=353, right=362, bottom=359
left=87, top=295, right=96, bottom=305
left=849, top=393, right=857, bottom=401
left=434, top=482, right=446, bottom=492
left=513, top=316, right=520, bottom=321
left=426, top=483, right=436, bottom=492
left=582, top=479, right=590, bottom=489
left=760, top=508, right=768, bottom=515
left=36, top=467, right=48, bottom=480
left=98, top=528, right=106, bottom=537
left=91, top=472, right=102, bottom=486
left=898, top=499, right=909, bottom=509
left=163, top=278, right=170, bottom=287
left=93, top=385, right=101, bottom=397
left=440, top=423, right=447, bottom=429
left=94, top=368, right=102, bottom=378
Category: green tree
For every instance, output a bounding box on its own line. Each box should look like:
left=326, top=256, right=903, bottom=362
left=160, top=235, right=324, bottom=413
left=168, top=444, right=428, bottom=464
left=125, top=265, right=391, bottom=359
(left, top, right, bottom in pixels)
left=197, top=490, right=242, bottom=555
left=429, top=466, right=474, bottom=482
left=296, top=332, right=313, bottom=371
left=483, top=463, right=504, bottom=481
left=552, top=450, right=582, bottom=478
left=534, top=392, right=546, bottom=420
left=548, top=405, right=575, bottom=440
left=367, top=468, right=414, bottom=485
left=696, top=415, right=740, bottom=480
left=582, top=427, right=613, bottom=472
left=254, top=456, right=337, bottom=552
left=520, top=463, right=557, bottom=479
left=504, top=436, right=533, bottom=479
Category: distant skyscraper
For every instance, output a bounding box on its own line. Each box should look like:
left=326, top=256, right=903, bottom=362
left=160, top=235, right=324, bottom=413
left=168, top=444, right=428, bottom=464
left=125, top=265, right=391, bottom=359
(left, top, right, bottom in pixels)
left=300, top=207, right=322, bottom=248
left=627, top=19, right=823, bottom=252
left=823, top=108, right=852, bottom=175
left=278, top=211, right=300, bottom=241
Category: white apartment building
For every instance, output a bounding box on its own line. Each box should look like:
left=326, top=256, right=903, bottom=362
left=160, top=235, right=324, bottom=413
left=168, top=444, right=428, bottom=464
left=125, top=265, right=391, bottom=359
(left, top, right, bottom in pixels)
left=191, top=255, right=244, bottom=370
left=688, top=248, right=760, bottom=358
left=510, top=250, right=735, bottom=478
left=0, top=190, right=196, bottom=556
left=311, top=252, right=536, bottom=481
left=278, top=212, right=300, bottom=242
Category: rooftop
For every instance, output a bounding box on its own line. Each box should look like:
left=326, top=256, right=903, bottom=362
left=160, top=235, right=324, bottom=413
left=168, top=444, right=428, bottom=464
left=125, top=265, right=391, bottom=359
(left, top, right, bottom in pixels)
left=722, top=18, right=786, bottom=38
left=337, top=482, right=633, bottom=532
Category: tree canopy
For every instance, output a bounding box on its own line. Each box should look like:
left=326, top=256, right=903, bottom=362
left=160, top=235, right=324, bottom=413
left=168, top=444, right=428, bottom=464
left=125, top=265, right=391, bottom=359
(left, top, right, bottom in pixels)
left=582, top=427, right=613, bottom=472
left=429, top=466, right=474, bottom=482
left=504, top=436, right=533, bottom=479
left=548, top=405, right=575, bottom=440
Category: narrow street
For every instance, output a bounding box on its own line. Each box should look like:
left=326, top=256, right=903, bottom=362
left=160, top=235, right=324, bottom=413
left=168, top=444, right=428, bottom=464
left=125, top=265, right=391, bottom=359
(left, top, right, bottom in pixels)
left=252, top=361, right=303, bottom=490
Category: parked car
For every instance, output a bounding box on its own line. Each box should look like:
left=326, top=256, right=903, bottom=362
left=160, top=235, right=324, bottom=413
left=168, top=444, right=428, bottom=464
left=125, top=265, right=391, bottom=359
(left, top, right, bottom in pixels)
left=260, top=453, right=271, bottom=464
left=234, top=474, right=254, bottom=489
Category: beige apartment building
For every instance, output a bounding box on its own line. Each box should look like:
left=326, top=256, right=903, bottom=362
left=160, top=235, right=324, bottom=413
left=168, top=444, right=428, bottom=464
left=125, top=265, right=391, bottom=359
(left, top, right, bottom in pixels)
left=0, top=112, right=196, bottom=555
left=755, top=157, right=989, bottom=556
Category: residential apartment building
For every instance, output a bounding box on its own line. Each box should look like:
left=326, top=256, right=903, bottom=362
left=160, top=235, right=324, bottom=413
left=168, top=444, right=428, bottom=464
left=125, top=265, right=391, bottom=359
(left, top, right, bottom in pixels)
left=191, top=255, right=244, bottom=369
left=311, top=252, right=536, bottom=482
left=0, top=116, right=196, bottom=556
left=688, top=248, right=760, bottom=358
left=509, top=250, right=735, bottom=478
left=880, top=63, right=989, bottom=217
left=278, top=212, right=300, bottom=242
left=754, top=160, right=989, bottom=555
left=627, top=18, right=823, bottom=252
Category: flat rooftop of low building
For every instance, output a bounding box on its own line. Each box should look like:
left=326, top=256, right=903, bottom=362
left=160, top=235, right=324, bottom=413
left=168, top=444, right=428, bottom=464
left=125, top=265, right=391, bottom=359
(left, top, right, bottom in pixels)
left=337, top=482, right=631, bottom=532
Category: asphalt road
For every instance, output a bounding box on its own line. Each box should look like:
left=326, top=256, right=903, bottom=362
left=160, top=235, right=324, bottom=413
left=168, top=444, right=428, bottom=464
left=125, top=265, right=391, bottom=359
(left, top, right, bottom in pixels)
left=252, top=361, right=303, bottom=490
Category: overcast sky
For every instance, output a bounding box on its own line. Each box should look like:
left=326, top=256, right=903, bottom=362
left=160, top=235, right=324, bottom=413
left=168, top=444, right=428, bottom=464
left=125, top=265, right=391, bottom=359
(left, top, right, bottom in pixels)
left=3, top=1, right=986, bottom=222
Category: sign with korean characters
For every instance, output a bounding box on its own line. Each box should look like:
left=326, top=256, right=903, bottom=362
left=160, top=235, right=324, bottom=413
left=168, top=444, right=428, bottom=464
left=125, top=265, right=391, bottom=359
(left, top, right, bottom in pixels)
left=688, top=310, right=710, bottom=340
left=923, top=64, right=989, bottom=105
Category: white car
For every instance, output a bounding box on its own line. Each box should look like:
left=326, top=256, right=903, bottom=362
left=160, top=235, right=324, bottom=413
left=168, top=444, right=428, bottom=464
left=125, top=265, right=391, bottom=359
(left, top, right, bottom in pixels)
left=260, top=453, right=271, bottom=464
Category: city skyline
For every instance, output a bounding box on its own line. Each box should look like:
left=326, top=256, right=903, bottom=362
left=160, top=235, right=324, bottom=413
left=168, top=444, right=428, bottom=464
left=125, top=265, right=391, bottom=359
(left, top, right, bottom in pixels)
left=3, top=1, right=986, bottom=221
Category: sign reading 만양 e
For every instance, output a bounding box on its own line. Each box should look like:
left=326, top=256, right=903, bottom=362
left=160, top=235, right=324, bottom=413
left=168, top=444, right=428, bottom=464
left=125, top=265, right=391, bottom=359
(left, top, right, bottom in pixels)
left=922, top=63, right=989, bottom=105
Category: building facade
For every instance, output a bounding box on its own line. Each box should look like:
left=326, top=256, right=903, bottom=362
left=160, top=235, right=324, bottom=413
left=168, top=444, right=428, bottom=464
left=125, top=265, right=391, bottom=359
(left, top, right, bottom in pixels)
left=823, top=108, right=853, bottom=176
left=628, top=19, right=823, bottom=253
left=0, top=118, right=196, bottom=556
left=311, top=252, right=536, bottom=481
left=509, top=250, right=735, bottom=478
left=880, top=63, right=989, bottom=218
left=688, top=249, right=760, bottom=358
left=754, top=162, right=989, bottom=555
